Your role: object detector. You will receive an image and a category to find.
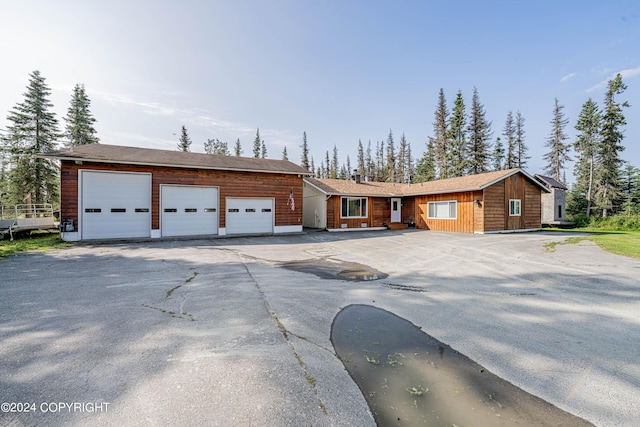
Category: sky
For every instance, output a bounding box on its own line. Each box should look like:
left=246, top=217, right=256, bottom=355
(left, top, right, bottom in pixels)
left=0, top=0, right=638, bottom=185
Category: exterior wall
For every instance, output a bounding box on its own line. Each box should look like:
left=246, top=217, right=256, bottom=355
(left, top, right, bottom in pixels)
left=483, top=181, right=505, bottom=232
left=541, top=188, right=566, bottom=223
left=302, top=182, right=327, bottom=228
left=401, top=197, right=416, bottom=225
left=524, top=180, right=543, bottom=229
left=60, top=161, right=303, bottom=234
left=326, top=195, right=375, bottom=229
left=414, top=191, right=477, bottom=233
left=504, top=173, right=524, bottom=230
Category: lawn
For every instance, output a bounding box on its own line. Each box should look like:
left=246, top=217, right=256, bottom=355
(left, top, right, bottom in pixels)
left=0, top=230, right=70, bottom=259
left=547, top=228, right=640, bottom=259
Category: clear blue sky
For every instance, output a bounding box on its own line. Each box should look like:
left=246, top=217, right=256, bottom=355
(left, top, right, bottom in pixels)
left=1, top=0, right=638, bottom=184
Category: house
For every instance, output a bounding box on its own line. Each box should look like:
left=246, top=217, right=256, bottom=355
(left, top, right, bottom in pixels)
left=303, top=168, right=549, bottom=233
left=41, top=144, right=309, bottom=241
left=534, top=174, right=572, bottom=226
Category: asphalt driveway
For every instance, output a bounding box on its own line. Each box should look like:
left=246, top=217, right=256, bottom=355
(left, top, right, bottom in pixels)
left=1, top=230, right=639, bottom=426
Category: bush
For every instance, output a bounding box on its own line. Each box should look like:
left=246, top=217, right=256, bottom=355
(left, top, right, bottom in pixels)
left=568, top=214, right=640, bottom=231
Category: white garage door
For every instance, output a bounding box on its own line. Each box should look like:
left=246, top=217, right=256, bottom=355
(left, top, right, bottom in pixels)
left=161, top=185, right=218, bottom=237
left=81, top=171, right=151, bottom=239
left=226, top=198, right=274, bottom=235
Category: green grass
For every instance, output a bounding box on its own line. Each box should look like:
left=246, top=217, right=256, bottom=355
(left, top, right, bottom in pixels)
left=0, top=230, right=70, bottom=259
left=546, top=228, right=640, bottom=259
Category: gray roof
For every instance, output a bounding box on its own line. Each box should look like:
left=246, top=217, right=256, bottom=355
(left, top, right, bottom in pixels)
left=40, top=144, right=311, bottom=175
left=534, top=174, right=568, bottom=190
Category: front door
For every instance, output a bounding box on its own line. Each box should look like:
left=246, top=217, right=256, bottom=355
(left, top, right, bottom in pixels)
left=391, top=198, right=401, bottom=223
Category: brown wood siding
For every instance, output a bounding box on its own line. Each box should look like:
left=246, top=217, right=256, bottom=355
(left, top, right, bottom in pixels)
left=524, top=180, right=542, bottom=229
left=326, top=195, right=374, bottom=229
left=60, top=161, right=303, bottom=231
left=401, top=197, right=415, bottom=224
left=505, top=173, right=524, bottom=230
left=414, top=192, right=476, bottom=233
left=372, top=198, right=388, bottom=227
left=483, top=181, right=505, bottom=232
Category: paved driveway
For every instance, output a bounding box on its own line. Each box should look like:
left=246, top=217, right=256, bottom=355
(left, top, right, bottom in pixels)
left=1, top=230, right=639, bottom=426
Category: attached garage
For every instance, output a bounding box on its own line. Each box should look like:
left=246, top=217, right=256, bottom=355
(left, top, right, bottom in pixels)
left=226, top=198, right=274, bottom=235
left=161, top=185, right=218, bottom=237
left=81, top=170, right=151, bottom=239
left=42, top=144, right=308, bottom=241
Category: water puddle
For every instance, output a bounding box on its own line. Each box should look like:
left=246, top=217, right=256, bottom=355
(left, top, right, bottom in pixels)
left=281, top=259, right=388, bottom=281
left=331, top=305, right=593, bottom=427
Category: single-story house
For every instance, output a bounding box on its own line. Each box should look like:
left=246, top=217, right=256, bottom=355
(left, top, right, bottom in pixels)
left=534, top=174, right=572, bottom=226
left=303, top=168, right=550, bottom=234
left=41, top=144, right=309, bottom=241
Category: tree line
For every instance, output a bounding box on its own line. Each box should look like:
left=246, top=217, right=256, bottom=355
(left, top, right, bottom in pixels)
left=1, top=70, right=637, bottom=219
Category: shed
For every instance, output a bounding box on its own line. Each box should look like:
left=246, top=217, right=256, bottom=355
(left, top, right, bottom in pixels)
left=534, top=174, right=572, bottom=226
left=41, top=144, right=309, bottom=241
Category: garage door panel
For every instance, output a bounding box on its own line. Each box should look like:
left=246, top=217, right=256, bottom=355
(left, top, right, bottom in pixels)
left=161, top=185, right=218, bottom=237
left=82, top=171, right=151, bottom=239
left=226, top=198, right=273, bottom=235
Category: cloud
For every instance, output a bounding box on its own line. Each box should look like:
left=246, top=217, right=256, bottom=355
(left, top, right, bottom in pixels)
left=586, top=65, right=640, bottom=93
left=560, top=73, right=576, bottom=83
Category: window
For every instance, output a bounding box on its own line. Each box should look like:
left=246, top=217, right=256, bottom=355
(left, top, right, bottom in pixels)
left=341, top=197, right=367, bottom=218
left=111, top=208, right=126, bottom=213
left=558, top=205, right=562, bottom=218
left=135, top=208, right=149, bottom=213
left=184, top=208, right=197, bottom=213
left=427, top=201, right=457, bottom=219
left=164, top=208, right=177, bottom=213
left=510, top=199, right=521, bottom=216
left=204, top=208, right=216, bottom=213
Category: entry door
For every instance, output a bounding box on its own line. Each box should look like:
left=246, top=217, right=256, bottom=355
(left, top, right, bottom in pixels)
left=391, top=198, right=401, bottom=223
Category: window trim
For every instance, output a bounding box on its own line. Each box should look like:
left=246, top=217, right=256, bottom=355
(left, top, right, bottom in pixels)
left=509, top=199, right=521, bottom=216
left=427, top=200, right=458, bottom=220
left=340, top=197, right=368, bottom=219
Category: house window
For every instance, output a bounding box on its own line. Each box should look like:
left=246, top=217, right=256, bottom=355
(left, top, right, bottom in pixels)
left=558, top=205, right=562, bottom=218
left=341, top=197, right=368, bottom=218
left=427, top=201, right=457, bottom=219
left=510, top=199, right=521, bottom=216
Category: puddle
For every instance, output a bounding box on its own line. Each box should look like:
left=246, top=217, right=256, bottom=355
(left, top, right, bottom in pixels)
left=281, top=259, right=388, bottom=281
left=331, top=305, right=593, bottom=427
left=382, top=283, right=427, bottom=292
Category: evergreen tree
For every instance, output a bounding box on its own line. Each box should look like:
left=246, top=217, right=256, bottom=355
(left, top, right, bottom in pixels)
left=503, top=111, right=517, bottom=169
left=310, top=157, right=316, bottom=177
left=433, top=88, right=449, bottom=178
left=253, top=128, right=261, bottom=158
left=386, top=129, right=397, bottom=182
left=398, top=133, right=407, bottom=183
left=543, top=98, right=571, bottom=181
left=448, top=90, right=467, bottom=177
left=2, top=70, right=60, bottom=205
left=204, top=138, right=230, bottom=155
left=65, top=84, right=99, bottom=145
left=234, top=138, right=242, bottom=156
left=365, top=141, right=374, bottom=181
left=260, top=140, right=267, bottom=158
left=282, top=146, right=288, bottom=160
left=324, top=151, right=330, bottom=178
left=571, top=98, right=601, bottom=217
left=466, top=87, right=492, bottom=174
left=300, top=131, right=310, bottom=170
left=376, top=140, right=385, bottom=182
left=596, top=73, right=629, bottom=217
left=414, top=138, right=436, bottom=182
left=618, top=163, right=639, bottom=216
left=330, top=145, right=339, bottom=179
left=357, top=139, right=365, bottom=178
left=515, top=111, right=528, bottom=168
left=177, top=125, right=191, bottom=152
left=345, top=156, right=351, bottom=180
left=493, top=137, right=505, bottom=171
left=405, top=141, right=414, bottom=183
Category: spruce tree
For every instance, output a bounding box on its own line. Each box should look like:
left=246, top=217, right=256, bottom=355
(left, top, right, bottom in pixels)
left=596, top=73, right=629, bottom=217
left=260, top=140, right=267, bottom=158
left=493, top=137, right=505, bottom=171
left=324, top=151, right=330, bottom=178
left=466, top=87, right=492, bottom=174
left=357, top=139, right=365, bottom=178
left=398, top=133, right=407, bottom=183
left=572, top=98, right=601, bottom=217
left=300, top=131, right=310, bottom=170
left=234, top=138, right=242, bottom=156
left=253, top=128, right=261, bottom=158
left=65, top=84, right=99, bottom=145
left=515, top=111, right=528, bottom=168
left=415, top=138, right=436, bottom=182
left=433, top=89, right=449, bottom=178
left=386, top=129, right=396, bottom=182
left=177, top=125, right=191, bottom=152
left=365, top=141, right=374, bottom=181
left=503, top=111, right=516, bottom=169
left=543, top=98, right=571, bottom=181
left=330, top=145, right=339, bottom=179
left=448, top=90, right=467, bottom=177
left=618, top=163, right=639, bottom=216
left=282, top=146, right=288, bottom=160
left=3, top=70, right=60, bottom=205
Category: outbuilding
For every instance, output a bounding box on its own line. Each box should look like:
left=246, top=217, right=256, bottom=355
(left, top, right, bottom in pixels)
left=303, top=168, right=549, bottom=233
left=42, top=144, right=308, bottom=241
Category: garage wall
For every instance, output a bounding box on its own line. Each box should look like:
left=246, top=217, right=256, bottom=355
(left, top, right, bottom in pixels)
left=61, top=161, right=303, bottom=236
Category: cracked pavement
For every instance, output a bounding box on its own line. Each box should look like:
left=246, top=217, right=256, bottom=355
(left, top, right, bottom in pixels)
left=1, top=230, right=639, bottom=426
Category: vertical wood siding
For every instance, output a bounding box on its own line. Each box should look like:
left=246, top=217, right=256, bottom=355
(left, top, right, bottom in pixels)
left=414, top=192, right=476, bottom=233
left=483, top=181, right=506, bottom=232
left=524, top=180, right=542, bottom=229
left=60, top=161, right=303, bottom=231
